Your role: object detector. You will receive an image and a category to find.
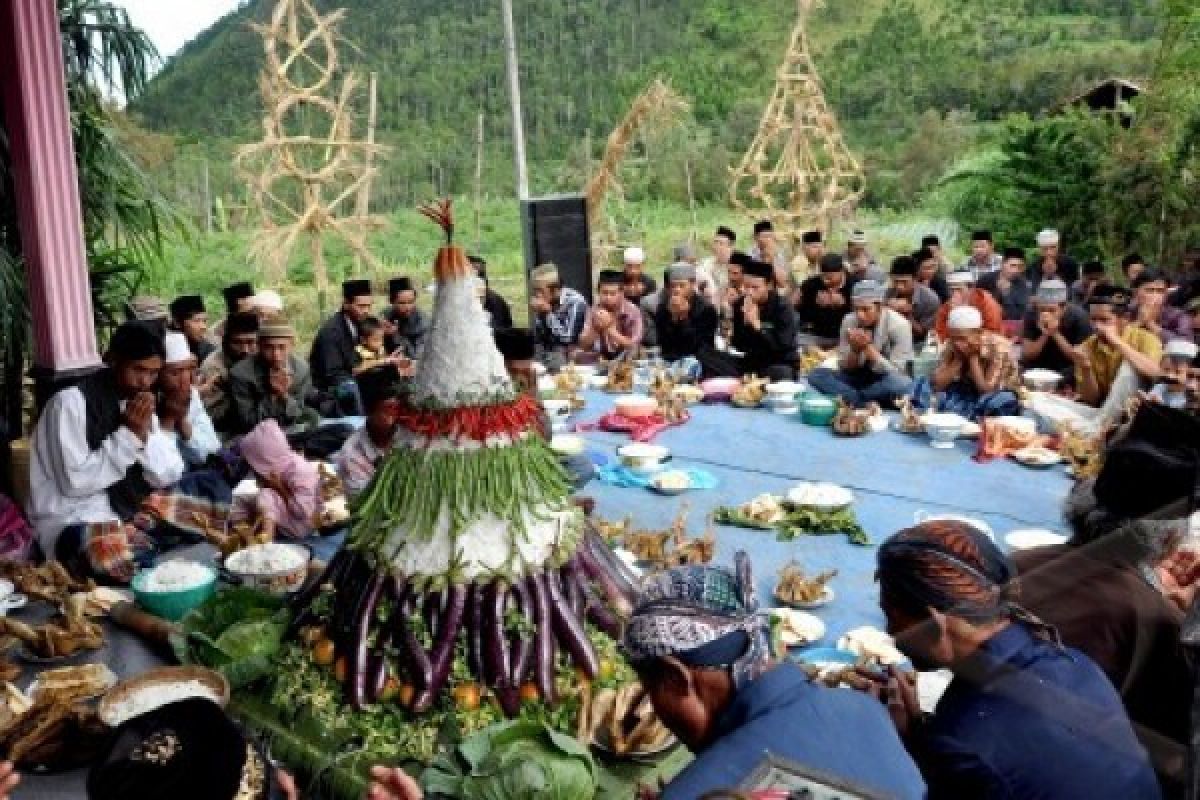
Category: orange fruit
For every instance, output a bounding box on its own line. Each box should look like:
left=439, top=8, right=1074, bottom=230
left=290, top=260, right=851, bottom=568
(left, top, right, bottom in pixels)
left=452, top=683, right=481, bottom=711
left=334, top=656, right=348, bottom=683
left=519, top=682, right=540, bottom=704
left=312, top=639, right=336, bottom=666
left=397, top=683, right=415, bottom=708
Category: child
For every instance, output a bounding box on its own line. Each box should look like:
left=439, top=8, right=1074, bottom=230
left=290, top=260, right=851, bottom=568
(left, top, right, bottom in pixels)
left=354, top=316, right=389, bottom=375
left=235, top=419, right=320, bottom=539
left=1147, top=339, right=1199, bottom=410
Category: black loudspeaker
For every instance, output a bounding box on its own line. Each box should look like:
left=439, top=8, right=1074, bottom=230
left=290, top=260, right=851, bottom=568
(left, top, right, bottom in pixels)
left=521, top=194, right=593, bottom=303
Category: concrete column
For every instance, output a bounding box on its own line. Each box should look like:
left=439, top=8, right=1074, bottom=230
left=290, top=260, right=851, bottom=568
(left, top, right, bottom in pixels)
left=0, top=0, right=100, bottom=383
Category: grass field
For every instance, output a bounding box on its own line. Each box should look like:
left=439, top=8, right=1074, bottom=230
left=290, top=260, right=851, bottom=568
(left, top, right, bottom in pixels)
left=141, top=198, right=960, bottom=345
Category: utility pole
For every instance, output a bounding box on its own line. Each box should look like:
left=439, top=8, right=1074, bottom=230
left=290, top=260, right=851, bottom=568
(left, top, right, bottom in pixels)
left=500, top=0, right=529, bottom=201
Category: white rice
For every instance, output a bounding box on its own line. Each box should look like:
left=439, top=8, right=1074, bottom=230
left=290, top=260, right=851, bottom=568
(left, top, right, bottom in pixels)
left=104, top=680, right=220, bottom=726
left=141, top=561, right=212, bottom=592
left=226, top=543, right=307, bottom=575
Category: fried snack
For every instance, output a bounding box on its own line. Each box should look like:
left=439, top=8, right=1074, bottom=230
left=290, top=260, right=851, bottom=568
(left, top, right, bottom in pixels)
left=670, top=528, right=715, bottom=567
left=607, top=361, right=635, bottom=393
left=0, top=561, right=94, bottom=604
left=776, top=562, right=837, bottom=606
left=896, top=396, right=923, bottom=433
left=732, top=376, right=768, bottom=408
left=32, top=664, right=115, bottom=704
left=0, top=694, right=107, bottom=768
left=621, top=530, right=673, bottom=566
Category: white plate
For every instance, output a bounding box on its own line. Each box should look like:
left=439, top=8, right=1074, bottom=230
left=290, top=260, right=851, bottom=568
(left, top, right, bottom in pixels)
left=786, top=482, right=854, bottom=511
left=768, top=608, right=826, bottom=647
left=1005, top=529, right=1069, bottom=550
left=1012, top=446, right=1063, bottom=468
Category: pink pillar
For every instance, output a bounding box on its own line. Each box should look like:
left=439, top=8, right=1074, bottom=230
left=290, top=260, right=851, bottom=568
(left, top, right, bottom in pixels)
left=0, top=0, right=100, bottom=376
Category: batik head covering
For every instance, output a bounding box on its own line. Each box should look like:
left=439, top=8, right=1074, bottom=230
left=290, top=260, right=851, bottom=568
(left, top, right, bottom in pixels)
left=624, top=554, right=770, bottom=688
left=877, top=520, right=1061, bottom=645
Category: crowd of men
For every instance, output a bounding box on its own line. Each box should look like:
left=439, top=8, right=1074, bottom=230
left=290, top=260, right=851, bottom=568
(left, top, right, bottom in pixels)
left=9, top=224, right=1200, bottom=800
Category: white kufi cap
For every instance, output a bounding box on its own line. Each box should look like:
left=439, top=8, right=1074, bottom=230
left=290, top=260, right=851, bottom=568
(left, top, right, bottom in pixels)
left=947, top=306, right=984, bottom=331
left=164, top=332, right=193, bottom=365
left=623, top=246, right=646, bottom=265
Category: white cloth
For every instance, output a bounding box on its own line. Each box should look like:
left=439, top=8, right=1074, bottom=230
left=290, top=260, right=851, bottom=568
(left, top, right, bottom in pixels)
left=176, top=388, right=220, bottom=466
left=1024, top=362, right=1143, bottom=435
left=26, top=387, right=185, bottom=555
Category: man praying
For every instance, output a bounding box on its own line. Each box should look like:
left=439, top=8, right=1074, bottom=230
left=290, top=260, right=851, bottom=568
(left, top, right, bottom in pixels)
left=382, top=277, right=428, bottom=359
left=231, top=314, right=316, bottom=434
left=797, top=253, right=855, bottom=346
left=198, top=311, right=259, bottom=437
left=160, top=333, right=219, bottom=469
left=1028, top=228, right=1080, bottom=293
left=977, top=247, right=1032, bottom=327
left=654, top=262, right=719, bottom=381
left=962, top=229, right=1002, bottom=279
left=933, top=269, right=1005, bottom=341
left=808, top=280, right=915, bottom=408
left=750, top=219, right=791, bottom=288
left=1021, top=278, right=1093, bottom=390
left=169, top=295, right=214, bottom=364
left=333, top=366, right=402, bottom=498
left=310, top=279, right=375, bottom=415
left=621, top=246, right=656, bottom=304
left=885, top=255, right=939, bottom=344
left=916, top=306, right=1020, bottom=419
left=725, top=258, right=798, bottom=380
left=578, top=270, right=644, bottom=360
left=530, top=263, right=588, bottom=362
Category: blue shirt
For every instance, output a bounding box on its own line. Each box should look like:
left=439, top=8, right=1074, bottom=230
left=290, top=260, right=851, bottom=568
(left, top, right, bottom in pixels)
left=662, top=663, right=926, bottom=800
left=917, top=624, right=1161, bottom=800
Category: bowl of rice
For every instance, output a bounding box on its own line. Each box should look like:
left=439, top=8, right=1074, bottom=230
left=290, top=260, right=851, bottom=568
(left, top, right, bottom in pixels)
left=220, top=542, right=312, bottom=596
left=132, top=560, right=217, bottom=621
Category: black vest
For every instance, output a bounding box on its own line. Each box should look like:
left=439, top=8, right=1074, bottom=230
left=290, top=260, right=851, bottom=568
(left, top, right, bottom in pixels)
left=77, top=369, right=155, bottom=519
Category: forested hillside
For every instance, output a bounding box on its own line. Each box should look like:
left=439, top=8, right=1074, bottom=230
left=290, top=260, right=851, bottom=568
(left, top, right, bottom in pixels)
left=132, top=0, right=1160, bottom=209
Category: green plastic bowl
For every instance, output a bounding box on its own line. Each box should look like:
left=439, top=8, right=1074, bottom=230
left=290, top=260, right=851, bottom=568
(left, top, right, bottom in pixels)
left=800, top=395, right=837, bottom=426
left=132, top=565, right=218, bottom=621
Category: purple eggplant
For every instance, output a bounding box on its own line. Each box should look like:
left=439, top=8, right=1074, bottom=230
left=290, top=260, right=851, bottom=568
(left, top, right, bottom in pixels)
left=411, top=582, right=467, bottom=713
left=481, top=581, right=512, bottom=689
left=508, top=581, right=535, bottom=688
left=584, top=527, right=640, bottom=598
left=366, top=651, right=388, bottom=704
left=576, top=573, right=623, bottom=639
left=422, top=587, right=444, bottom=640
left=386, top=582, right=432, bottom=697
left=465, top=583, right=484, bottom=679
left=560, top=561, right=584, bottom=617
left=530, top=573, right=557, bottom=704
left=576, top=542, right=635, bottom=617
left=544, top=567, right=599, bottom=679
left=348, top=573, right=387, bottom=710
left=286, top=549, right=348, bottom=635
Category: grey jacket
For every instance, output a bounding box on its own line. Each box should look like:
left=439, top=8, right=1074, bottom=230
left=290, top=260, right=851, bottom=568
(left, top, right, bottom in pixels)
left=836, top=307, right=914, bottom=374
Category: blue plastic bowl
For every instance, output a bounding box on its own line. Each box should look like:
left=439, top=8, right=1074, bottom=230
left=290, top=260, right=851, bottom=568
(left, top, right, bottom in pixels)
left=132, top=565, right=218, bottom=621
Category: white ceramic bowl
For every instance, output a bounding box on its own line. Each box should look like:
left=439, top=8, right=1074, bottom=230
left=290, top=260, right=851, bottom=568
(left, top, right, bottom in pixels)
left=613, top=394, right=659, bottom=420
left=650, top=470, right=691, bottom=495
left=618, top=443, right=669, bottom=473
left=1023, top=369, right=1063, bottom=392
left=549, top=434, right=586, bottom=457
left=924, top=413, right=965, bottom=449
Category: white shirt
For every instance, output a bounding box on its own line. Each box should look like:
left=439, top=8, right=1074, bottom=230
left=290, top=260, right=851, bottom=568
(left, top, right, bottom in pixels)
left=27, top=387, right=185, bottom=555
left=176, top=387, right=220, bottom=466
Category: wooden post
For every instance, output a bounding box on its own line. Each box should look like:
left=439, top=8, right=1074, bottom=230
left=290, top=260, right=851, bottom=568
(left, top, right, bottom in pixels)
left=684, top=158, right=697, bottom=237
left=202, top=159, right=213, bottom=234
left=354, top=71, right=378, bottom=274
left=474, top=111, right=485, bottom=254
left=500, top=0, right=530, bottom=200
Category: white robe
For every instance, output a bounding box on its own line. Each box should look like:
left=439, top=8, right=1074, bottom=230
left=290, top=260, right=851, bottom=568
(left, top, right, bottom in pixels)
left=175, top=387, right=220, bottom=466
left=26, top=387, right=185, bottom=556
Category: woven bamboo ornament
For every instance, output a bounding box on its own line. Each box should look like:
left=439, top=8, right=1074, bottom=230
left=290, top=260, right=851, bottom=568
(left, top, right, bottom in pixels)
left=235, top=0, right=389, bottom=298
left=729, top=0, right=865, bottom=243
left=583, top=78, right=689, bottom=266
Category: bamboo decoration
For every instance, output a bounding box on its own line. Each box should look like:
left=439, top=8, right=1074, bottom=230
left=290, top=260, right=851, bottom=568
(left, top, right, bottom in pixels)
left=729, top=0, right=865, bottom=242
left=235, top=0, right=389, bottom=299
left=584, top=78, right=689, bottom=265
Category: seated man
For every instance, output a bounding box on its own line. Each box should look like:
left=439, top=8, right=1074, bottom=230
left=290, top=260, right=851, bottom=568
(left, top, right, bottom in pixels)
left=168, top=294, right=214, bottom=364
left=877, top=521, right=1160, bottom=800
left=333, top=366, right=402, bottom=498
left=210, top=281, right=256, bottom=342
left=578, top=270, right=643, bottom=360
left=790, top=228, right=825, bottom=287
left=933, top=269, right=1004, bottom=341
left=1021, top=278, right=1093, bottom=389
left=916, top=247, right=951, bottom=303
left=885, top=254, right=939, bottom=344
left=703, top=226, right=738, bottom=303
left=1145, top=339, right=1199, bottom=410
left=976, top=246, right=1032, bottom=327
left=27, top=322, right=185, bottom=581
left=916, top=306, right=1019, bottom=419
left=160, top=333, right=219, bottom=469
left=796, top=253, right=855, bottom=346
left=844, top=229, right=886, bottom=284
left=127, top=295, right=169, bottom=339
left=198, top=312, right=259, bottom=437
left=1071, top=259, right=1110, bottom=306
left=809, top=280, right=914, bottom=407
left=1026, top=285, right=1162, bottom=434
left=654, top=262, right=719, bottom=381
left=1028, top=227, right=1080, bottom=294
left=962, top=228, right=1002, bottom=279
left=230, top=314, right=317, bottom=435
left=382, top=277, right=428, bottom=359
left=310, top=278, right=375, bottom=415
left=1133, top=268, right=1192, bottom=344
left=530, top=263, right=588, bottom=363
left=750, top=219, right=792, bottom=287
left=620, top=246, right=656, bottom=305
left=727, top=258, right=798, bottom=381
left=719, top=252, right=748, bottom=328
left=624, top=566, right=926, bottom=800
left=468, top=256, right=513, bottom=330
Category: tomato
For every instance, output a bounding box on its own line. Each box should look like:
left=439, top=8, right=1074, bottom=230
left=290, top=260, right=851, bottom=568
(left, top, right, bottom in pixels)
left=312, top=638, right=336, bottom=666
left=397, top=683, right=415, bottom=708
left=452, top=683, right=481, bottom=711
left=334, top=656, right=348, bottom=683
left=519, top=682, right=540, bottom=704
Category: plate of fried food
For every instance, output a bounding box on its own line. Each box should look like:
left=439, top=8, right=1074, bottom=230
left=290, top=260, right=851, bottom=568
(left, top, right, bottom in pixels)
left=583, top=683, right=678, bottom=763
left=1012, top=445, right=1063, bottom=469
left=3, top=593, right=105, bottom=664
left=774, top=562, right=837, bottom=609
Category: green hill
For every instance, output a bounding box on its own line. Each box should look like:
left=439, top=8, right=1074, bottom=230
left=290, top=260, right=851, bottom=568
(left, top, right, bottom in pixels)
left=132, top=0, right=1160, bottom=209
